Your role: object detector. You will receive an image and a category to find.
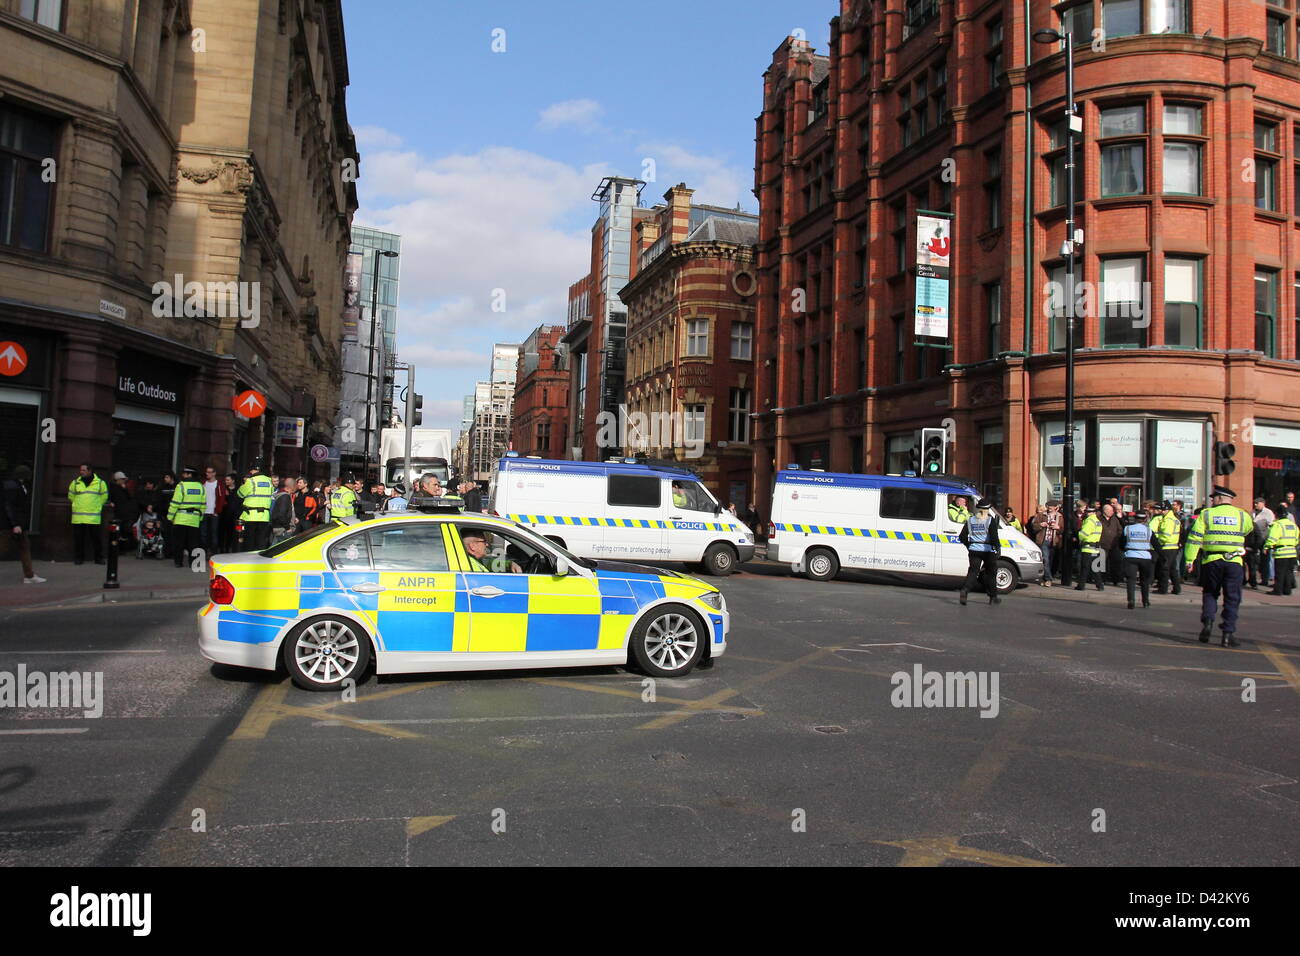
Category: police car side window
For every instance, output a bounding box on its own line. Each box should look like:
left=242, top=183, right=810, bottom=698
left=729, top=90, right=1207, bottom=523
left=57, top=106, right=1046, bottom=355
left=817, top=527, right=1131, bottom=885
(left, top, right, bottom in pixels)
left=370, top=525, right=450, bottom=572
left=609, top=475, right=660, bottom=508
left=880, top=488, right=935, bottom=522
left=328, top=532, right=372, bottom=570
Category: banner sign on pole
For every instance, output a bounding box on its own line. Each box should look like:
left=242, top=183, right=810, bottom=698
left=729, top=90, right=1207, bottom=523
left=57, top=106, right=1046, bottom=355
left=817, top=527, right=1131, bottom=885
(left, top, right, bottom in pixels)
left=341, top=251, right=363, bottom=340
left=914, top=213, right=952, bottom=339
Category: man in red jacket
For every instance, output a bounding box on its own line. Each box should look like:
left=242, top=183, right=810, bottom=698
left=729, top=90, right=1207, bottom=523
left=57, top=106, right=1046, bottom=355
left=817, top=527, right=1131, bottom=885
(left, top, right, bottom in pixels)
left=200, top=464, right=228, bottom=556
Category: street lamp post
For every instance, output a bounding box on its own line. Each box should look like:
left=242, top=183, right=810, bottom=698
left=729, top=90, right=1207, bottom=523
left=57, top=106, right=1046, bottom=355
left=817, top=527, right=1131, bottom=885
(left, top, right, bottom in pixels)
left=364, top=249, right=399, bottom=480
left=1034, top=27, right=1080, bottom=587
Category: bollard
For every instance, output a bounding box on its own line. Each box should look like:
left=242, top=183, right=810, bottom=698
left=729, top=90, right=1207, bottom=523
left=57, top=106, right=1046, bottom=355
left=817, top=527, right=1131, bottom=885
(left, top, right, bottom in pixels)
left=236, top=519, right=245, bottom=552
left=104, top=520, right=120, bottom=590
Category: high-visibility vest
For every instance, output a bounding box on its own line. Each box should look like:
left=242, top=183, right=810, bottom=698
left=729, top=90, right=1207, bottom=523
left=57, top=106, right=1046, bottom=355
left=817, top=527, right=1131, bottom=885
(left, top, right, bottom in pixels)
left=948, top=504, right=970, bottom=524
left=1149, top=511, right=1181, bottom=549
left=1123, top=521, right=1154, bottom=560
left=1183, top=504, right=1250, bottom=566
left=237, top=475, right=276, bottom=523
left=965, top=515, right=996, bottom=553
left=167, top=480, right=205, bottom=528
left=329, top=486, right=358, bottom=517
left=1264, top=517, right=1299, bottom=560
left=1078, top=513, right=1102, bottom=553
left=67, top=475, right=108, bottom=525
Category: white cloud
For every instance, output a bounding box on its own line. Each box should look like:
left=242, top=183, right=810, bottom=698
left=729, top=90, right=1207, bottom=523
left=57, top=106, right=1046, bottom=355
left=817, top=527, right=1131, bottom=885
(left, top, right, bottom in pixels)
left=537, top=98, right=604, bottom=132
left=354, top=125, right=403, bottom=149
left=636, top=142, right=754, bottom=211
left=398, top=343, right=493, bottom=369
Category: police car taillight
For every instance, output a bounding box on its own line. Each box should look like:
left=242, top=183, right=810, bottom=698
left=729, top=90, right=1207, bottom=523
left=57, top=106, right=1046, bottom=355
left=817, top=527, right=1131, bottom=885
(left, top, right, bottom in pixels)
left=210, top=574, right=235, bottom=605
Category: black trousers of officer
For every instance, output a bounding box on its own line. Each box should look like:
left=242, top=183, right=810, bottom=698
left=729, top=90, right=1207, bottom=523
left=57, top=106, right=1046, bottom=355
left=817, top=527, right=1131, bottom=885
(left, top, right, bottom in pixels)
left=1272, top=557, right=1296, bottom=596
left=1154, top=548, right=1182, bottom=594
left=172, top=523, right=199, bottom=567
left=243, top=521, right=271, bottom=552
left=961, top=551, right=998, bottom=598
left=1076, top=548, right=1105, bottom=589
left=1201, top=560, right=1244, bottom=634
left=72, top=523, right=104, bottom=563
left=1124, top=556, right=1154, bottom=607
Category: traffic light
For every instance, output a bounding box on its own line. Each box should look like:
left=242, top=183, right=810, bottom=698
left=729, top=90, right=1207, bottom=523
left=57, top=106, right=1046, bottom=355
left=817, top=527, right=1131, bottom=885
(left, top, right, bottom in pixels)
left=908, top=444, right=921, bottom=473
left=1213, top=440, right=1235, bottom=475
left=921, top=427, right=946, bottom=474
left=411, top=393, right=424, bottom=426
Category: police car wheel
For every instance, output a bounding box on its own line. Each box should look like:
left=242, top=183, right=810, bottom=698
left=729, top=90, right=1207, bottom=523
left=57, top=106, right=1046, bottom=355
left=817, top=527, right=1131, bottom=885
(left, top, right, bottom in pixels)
left=631, top=606, right=704, bottom=677
left=702, top=543, right=737, bottom=576
left=994, top=560, right=1019, bottom=595
left=283, top=615, right=372, bottom=691
left=805, top=548, right=839, bottom=582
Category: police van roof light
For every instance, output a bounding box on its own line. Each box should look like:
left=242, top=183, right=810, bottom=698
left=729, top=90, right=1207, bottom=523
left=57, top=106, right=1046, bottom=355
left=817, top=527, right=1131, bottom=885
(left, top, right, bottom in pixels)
left=504, top=451, right=520, bottom=458
left=786, top=463, right=799, bottom=470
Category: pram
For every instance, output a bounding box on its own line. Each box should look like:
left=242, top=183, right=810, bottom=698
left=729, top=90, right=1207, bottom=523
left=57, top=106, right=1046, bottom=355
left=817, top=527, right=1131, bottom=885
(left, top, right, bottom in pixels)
left=135, top=515, right=165, bottom=559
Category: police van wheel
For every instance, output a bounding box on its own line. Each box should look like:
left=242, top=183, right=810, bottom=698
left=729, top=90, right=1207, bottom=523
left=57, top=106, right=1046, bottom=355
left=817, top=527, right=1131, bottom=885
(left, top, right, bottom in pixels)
left=805, top=548, right=839, bottom=582
left=994, top=560, right=1019, bottom=595
left=702, top=543, right=737, bottom=576
left=630, top=606, right=704, bottom=677
left=283, top=615, right=372, bottom=691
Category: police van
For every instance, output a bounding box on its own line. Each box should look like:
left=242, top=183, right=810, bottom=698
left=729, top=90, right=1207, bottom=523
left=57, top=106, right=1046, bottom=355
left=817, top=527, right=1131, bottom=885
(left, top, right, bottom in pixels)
left=490, top=456, right=755, bottom=575
left=767, top=468, right=1044, bottom=593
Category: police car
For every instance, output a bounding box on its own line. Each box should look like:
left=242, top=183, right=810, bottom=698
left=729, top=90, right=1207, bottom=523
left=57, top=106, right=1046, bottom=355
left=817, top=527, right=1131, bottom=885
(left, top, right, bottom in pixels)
left=198, top=508, right=728, bottom=690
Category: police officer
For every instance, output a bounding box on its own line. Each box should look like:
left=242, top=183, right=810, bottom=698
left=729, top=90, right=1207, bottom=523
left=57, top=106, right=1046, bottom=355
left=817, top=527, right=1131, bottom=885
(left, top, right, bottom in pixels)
left=1265, top=501, right=1298, bottom=596
left=1184, top=485, right=1251, bottom=647
left=237, top=460, right=276, bottom=551
left=1121, top=506, right=1155, bottom=609
left=330, top=475, right=362, bottom=518
left=67, top=461, right=108, bottom=564
left=167, top=466, right=205, bottom=567
left=459, top=529, right=521, bottom=573
left=957, top=497, right=1002, bottom=605
left=1150, top=500, right=1183, bottom=595
left=947, top=495, right=971, bottom=525
left=1075, top=504, right=1105, bottom=590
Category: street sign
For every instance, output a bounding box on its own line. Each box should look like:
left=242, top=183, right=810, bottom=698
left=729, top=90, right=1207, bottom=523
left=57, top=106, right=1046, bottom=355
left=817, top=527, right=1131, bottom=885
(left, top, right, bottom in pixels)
left=310, top=444, right=329, bottom=462
left=233, top=389, right=267, bottom=418
left=1050, top=434, right=1067, bottom=445
left=275, top=416, right=305, bottom=447
left=0, top=341, right=28, bottom=377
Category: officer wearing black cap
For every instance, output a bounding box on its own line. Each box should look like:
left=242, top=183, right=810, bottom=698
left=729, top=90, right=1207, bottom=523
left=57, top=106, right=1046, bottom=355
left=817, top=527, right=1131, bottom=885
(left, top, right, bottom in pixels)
left=167, top=466, right=205, bottom=567
left=237, top=459, right=275, bottom=551
left=1149, top=500, right=1183, bottom=594
left=1183, top=485, right=1251, bottom=647
left=957, top=497, right=1003, bottom=606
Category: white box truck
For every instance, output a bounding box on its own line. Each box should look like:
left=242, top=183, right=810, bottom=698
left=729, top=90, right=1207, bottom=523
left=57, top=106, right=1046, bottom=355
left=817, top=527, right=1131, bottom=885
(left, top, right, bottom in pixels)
left=380, top=427, right=452, bottom=489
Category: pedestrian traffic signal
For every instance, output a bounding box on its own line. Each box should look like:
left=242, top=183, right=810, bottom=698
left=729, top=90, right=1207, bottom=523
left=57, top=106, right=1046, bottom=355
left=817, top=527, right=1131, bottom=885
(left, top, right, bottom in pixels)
left=412, top=393, right=424, bottom=426
left=1213, top=440, right=1235, bottom=475
left=921, top=427, right=946, bottom=474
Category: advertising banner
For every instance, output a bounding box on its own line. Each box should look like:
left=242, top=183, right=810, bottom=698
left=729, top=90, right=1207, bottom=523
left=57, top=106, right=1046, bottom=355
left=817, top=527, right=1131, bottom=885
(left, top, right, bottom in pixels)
left=914, top=214, right=952, bottom=338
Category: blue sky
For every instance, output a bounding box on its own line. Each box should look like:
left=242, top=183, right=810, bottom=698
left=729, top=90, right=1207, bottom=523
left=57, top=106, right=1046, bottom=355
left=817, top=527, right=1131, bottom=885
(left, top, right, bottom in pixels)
left=341, top=0, right=832, bottom=433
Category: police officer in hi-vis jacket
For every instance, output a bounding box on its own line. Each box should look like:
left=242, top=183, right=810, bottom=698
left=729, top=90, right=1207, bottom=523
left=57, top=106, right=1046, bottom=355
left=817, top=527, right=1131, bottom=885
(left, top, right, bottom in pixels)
left=1183, top=486, right=1252, bottom=647
left=167, top=465, right=206, bottom=567
left=237, top=460, right=276, bottom=551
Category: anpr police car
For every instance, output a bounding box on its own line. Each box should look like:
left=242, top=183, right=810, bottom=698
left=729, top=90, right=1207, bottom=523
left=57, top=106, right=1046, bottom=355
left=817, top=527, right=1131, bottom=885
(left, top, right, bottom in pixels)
left=198, top=509, right=728, bottom=690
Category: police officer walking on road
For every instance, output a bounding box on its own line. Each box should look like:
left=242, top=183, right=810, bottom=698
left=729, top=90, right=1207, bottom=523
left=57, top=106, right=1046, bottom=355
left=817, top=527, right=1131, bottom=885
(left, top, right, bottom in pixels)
left=237, top=460, right=276, bottom=551
left=167, top=466, right=205, bottom=567
left=1122, top=505, right=1155, bottom=609
left=958, top=498, right=1002, bottom=606
left=1184, top=485, right=1251, bottom=647
left=1264, top=502, right=1298, bottom=596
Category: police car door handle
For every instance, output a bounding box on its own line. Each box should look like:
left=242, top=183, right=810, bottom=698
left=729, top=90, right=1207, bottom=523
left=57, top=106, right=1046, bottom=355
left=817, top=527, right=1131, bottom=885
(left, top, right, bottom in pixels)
left=669, top=515, right=683, bottom=520
left=351, top=582, right=386, bottom=594
left=471, top=585, right=504, bottom=598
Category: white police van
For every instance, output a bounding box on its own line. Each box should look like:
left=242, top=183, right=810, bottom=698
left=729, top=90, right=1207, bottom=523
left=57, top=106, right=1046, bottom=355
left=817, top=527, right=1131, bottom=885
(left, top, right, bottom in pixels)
left=767, top=468, right=1043, bottom=593
left=490, top=455, right=755, bottom=575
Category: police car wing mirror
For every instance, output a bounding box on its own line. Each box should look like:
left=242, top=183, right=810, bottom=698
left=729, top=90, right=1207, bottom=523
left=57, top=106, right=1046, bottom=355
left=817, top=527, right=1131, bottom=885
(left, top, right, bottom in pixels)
left=713, top=503, right=721, bottom=516
left=554, top=555, right=570, bottom=576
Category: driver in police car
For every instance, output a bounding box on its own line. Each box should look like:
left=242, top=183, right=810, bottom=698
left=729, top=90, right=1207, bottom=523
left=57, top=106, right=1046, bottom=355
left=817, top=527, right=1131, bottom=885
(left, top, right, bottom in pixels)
left=460, top=529, right=522, bottom=574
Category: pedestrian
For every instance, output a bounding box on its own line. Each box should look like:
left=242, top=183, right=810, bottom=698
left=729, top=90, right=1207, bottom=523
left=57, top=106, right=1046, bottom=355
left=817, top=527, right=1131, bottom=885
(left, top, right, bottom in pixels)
left=270, top=476, right=297, bottom=544
left=67, top=462, right=108, bottom=565
left=1122, top=505, right=1155, bottom=609
left=1284, top=491, right=1299, bottom=525
left=744, top=501, right=760, bottom=534
left=218, top=473, right=241, bottom=552
left=293, top=477, right=318, bottom=532
left=236, top=460, right=275, bottom=551
left=330, top=475, right=362, bottom=518
left=1249, top=497, right=1274, bottom=590
left=201, top=465, right=226, bottom=557
left=107, top=471, right=139, bottom=550
left=2, top=464, right=44, bottom=584
left=1184, top=485, right=1252, bottom=647
left=158, top=470, right=177, bottom=559
left=459, top=480, right=483, bottom=512
left=958, top=498, right=1002, bottom=605
left=386, top=484, right=409, bottom=512
left=1097, top=502, right=1123, bottom=585
left=1264, top=502, right=1298, bottom=596
left=167, top=466, right=205, bottom=567
left=1032, top=500, right=1062, bottom=586
left=1075, top=504, right=1105, bottom=591
left=406, top=474, right=445, bottom=511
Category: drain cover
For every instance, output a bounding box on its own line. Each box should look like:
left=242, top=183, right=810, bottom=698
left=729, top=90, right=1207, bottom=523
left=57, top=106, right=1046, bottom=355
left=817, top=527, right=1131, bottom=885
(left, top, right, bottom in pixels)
left=719, top=712, right=747, bottom=721
left=813, top=725, right=847, bottom=734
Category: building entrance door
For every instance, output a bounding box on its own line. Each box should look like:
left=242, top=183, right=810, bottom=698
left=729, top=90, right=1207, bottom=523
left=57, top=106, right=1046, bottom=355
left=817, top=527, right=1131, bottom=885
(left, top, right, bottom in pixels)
left=1098, top=482, right=1143, bottom=514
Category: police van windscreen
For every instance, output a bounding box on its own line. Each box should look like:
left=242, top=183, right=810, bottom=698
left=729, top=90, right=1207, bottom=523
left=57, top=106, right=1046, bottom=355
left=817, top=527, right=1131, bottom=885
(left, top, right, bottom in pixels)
left=386, top=459, right=449, bottom=486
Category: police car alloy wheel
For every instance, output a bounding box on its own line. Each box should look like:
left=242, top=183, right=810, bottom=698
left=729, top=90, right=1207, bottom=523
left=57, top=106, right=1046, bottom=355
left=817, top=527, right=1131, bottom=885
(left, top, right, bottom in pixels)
left=994, top=560, right=1019, bottom=595
left=282, top=615, right=372, bottom=691
left=631, top=606, right=704, bottom=677
left=805, top=547, right=839, bottom=582
left=703, top=542, right=736, bottom=576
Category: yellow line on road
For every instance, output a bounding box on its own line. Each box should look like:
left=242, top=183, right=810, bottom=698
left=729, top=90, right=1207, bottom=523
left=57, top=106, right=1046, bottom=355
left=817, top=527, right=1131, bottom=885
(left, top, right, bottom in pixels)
left=228, top=681, right=289, bottom=740
left=406, top=815, right=456, bottom=837
left=1258, top=643, right=1300, bottom=698
left=526, top=676, right=756, bottom=714
left=880, top=837, right=1057, bottom=867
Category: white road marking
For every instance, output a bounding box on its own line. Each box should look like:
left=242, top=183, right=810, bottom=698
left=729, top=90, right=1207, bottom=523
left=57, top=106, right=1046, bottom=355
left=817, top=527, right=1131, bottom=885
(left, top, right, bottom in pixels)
left=0, top=728, right=90, bottom=735
left=313, top=708, right=755, bottom=727
left=0, top=649, right=167, bottom=654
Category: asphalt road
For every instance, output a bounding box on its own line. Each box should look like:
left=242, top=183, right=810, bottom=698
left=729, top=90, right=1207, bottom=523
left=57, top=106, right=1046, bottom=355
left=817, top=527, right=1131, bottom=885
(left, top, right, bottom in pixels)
left=1, top=565, right=1296, bottom=867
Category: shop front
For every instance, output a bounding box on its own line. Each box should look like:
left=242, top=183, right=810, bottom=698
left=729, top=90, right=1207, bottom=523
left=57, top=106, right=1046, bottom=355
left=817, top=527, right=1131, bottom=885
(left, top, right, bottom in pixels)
left=0, top=324, right=53, bottom=536
left=1251, top=423, right=1300, bottom=506
left=113, top=350, right=189, bottom=478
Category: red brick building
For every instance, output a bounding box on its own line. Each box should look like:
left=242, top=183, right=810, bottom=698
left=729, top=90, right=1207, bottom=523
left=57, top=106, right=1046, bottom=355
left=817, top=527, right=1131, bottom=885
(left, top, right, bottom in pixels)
left=620, top=184, right=760, bottom=508
left=752, top=0, right=1300, bottom=518
left=510, top=324, right=569, bottom=457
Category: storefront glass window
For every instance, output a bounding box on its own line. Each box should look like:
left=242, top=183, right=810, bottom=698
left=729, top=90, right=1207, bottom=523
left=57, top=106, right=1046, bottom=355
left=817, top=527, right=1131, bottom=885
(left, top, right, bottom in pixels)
left=981, top=425, right=1005, bottom=504
left=1153, top=419, right=1203, bottom=509
left=1039, top=419, right=1086, bottom=504
left=1251, top=423, right=1300, bottom=507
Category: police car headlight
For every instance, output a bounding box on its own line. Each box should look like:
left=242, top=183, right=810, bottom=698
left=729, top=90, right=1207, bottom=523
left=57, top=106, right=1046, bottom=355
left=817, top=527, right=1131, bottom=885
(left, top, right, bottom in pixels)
left=698, top=591, right=724, bottom=611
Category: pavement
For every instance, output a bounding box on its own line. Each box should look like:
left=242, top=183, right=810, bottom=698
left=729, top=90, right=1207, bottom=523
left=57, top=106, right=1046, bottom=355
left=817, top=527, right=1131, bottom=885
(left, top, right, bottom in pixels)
left=0, top=557, right=1295, bottom=867
left=0, top=553, right=209, bottom=608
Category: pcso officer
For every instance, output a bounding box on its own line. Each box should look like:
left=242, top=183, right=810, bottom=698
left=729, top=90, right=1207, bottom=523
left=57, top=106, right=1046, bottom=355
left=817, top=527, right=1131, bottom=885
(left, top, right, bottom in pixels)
left=957, top=497, right=1002, bottom=605
left=947, top=495, right=971, bottom=525
left=1150, top=500, right=1183, bottom=595
left=67, top=461, right=109, bottom=565
left=1075, top=503, right=1105, bottom=590
left=167, top=466, right=205, bottom=567
left=1183, top=485, right=1252, bottom=647
left=330, top=475, right=362, bottom=518
left=237, top=459, right=276, bottom=551
left=1265, top=502, right=1298, bottom=596
left=1121, top=505, right=1155, bottom=609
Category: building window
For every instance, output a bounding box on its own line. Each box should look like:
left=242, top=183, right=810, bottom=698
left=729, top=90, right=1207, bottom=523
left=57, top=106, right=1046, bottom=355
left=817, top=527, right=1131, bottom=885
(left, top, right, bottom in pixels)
left=536, top=420, right=551, bottom=453
left=986, top=282, right=1002, bottom=358
left=1048, top=264, right=1070, bottom=352
left=1294, top=273, right=1300, bottom=359
left=685, top=318, right=709, bottom=356
left=1101, top=256, right=1147, bottom=348
left=730, top=321, right=753, bottom=360
left=858, top=120, right=871, bottom=168
left=854, top=222, right=868, bottom=288
left=987, top=19, right=1004, bottom=90
left=1266, top=9, right=1289, bottom=56
left=1164, top=257, right=1201, bottom=349
left=19, top=0, right=62, bottom=29
left=684, top=404, right=706, bottom=444
left=1152, top=0, right=1191, bottom=33
left=1060, top=2, right=1095, bottom=41
left=1046, top=117, right=1084, bottom=207
left=0, top=103, right=59, bottom=253
left=1162, top=104, right=1203, bottom=195
left=985, top=148, right=1002, bottom=229
left=1255, top=119, right=1280, bottom=211
left=727, top=389, right=751, bottom=443
left=980, top=425, right=1005, bottom=505
left=892, top=201, right=907, bottom=274
left=893, top=316, right=906, bottom=383
left=1102, top=0, right=1142, bottom=37
left=903, top=0, right=940, bottom=41
left=854, top=326, right=866, bottom=388
left=1100, top=104, right=1146, bottom=196
left=809, top=79, right=828, bottom=126
left=1255, top=269, right=1278, bottom=357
